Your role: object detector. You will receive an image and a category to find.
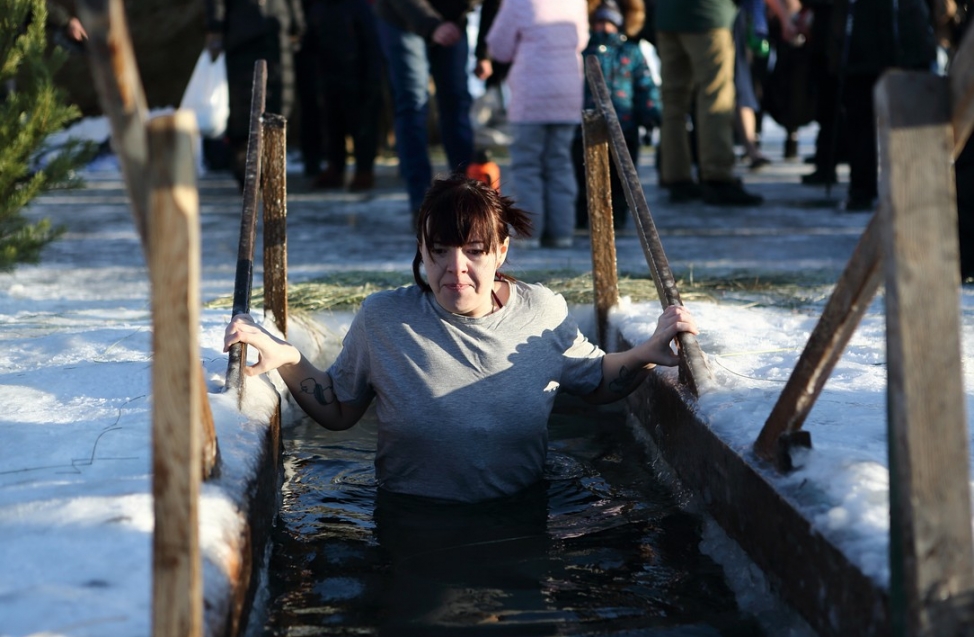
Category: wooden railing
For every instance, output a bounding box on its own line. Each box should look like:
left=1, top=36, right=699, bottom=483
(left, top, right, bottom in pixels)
left=582, top=56, right=715, bottom=398
left=583, top=32, right=974, bottom=635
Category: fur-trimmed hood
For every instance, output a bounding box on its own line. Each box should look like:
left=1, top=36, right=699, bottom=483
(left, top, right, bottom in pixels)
left=587, top=0, right=645, bottom=38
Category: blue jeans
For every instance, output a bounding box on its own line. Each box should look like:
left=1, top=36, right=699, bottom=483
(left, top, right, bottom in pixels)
left=508, top=123, right=577, bottom=242
left=376, top=17, right=474, bottom=212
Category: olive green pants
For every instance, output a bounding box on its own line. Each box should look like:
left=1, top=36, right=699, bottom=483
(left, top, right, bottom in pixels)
left=656, top=28, right=736, bottom=184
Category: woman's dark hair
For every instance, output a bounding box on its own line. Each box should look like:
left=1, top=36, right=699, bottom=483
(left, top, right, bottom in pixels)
left=412, top=174, right=532, bottom=291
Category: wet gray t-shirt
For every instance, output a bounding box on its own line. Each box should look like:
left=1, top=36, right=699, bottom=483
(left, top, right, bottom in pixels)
left=328, top=280, right=605, bottom=502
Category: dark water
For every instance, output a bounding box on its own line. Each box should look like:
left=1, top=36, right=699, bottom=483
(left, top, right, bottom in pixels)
left=255, top=397, right=766, bottom=636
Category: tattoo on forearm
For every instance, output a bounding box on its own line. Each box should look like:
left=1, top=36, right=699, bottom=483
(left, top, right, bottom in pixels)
left=300, top=378, right=334, bottom=405
left=608, top=365, right=639, bottom=394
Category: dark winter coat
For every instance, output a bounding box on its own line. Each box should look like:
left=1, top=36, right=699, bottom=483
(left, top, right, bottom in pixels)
left=204, top=0, right=306, bottom=146
left=582, top=31, right=660, bottom=137
left=310, top=0, right=383, bottom=87
left=205, top=0, right=305, bottom=52
left=828, top=0, right=936, bottom=75
left=373, top=0, right=500, bottom=59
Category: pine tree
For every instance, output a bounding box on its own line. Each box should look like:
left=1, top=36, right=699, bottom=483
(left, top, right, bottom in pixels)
left=0, top=0, right=95, bottom=271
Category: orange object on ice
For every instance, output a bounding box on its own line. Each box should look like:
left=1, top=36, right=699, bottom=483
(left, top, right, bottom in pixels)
left=466, top=149, right=501, bottom=192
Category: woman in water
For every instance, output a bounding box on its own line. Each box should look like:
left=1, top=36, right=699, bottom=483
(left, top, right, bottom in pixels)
left=224, top=174, right=698, bottom=504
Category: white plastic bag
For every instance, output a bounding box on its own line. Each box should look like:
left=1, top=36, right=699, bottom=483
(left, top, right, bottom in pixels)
left=180, top=51, right=229, bottom=139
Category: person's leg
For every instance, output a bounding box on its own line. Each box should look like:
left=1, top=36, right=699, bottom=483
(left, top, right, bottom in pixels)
left=347, top=86, right=381, bottom=191
left=317, top=75, right=349, bottom=188
left=957, top=137, right=974, bottom=279
left=294, top=30, right=323, bottom=176
left=571, top=126, right=587, bottom=229
left=684, top=28, right=736, bottom=183
left=732, top=10, right=766, bottom=168
left=541, top=123, right=578, bottom=245
left=507, top=123, right=546, bottom=243
left=428, top=38, right=474, bottom=174
left=656, top=31, right=696, bottom=188
left=843, top=73, right=879, bottom=209
left=375, top=17, right=432, bottom=212
left=736, top=105, right=769, bottom=167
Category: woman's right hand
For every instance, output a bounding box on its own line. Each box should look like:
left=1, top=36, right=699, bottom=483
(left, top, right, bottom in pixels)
left=223, top=313, right=301, bottom=376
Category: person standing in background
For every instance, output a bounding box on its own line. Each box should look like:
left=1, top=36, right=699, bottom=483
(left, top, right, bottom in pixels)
left=309, top=0, right=384, bottom=192
left=655, top=0, right=763, bottom=205
left=46, top=1, right=87, bottom=49
left=826, top=0, right=936, bottom=211
left=295, top=0, right=325, bottom=178
left=204, top=0, right=305, bottom=187
left=372, top=0, right=500, bottom=222
left=486, top=0, right=589, bottom=249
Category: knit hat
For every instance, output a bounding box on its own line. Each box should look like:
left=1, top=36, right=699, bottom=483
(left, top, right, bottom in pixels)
left=592, top=0, right=624, bottom=29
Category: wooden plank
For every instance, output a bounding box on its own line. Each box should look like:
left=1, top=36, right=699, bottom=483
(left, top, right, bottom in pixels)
left=147, top=112, right=203, bottom=637
left=950, top=24, right=974, bottom=158
left=225, top=61, right=268, bottom=404
left=875, top=70, right=974, bottom=637
left=753, top=214, right=883, bottom=465
left=261, top=113, right=289, bottom=339
left=584, top=56, right=715, bottom=395
left=581, top=109, right=619, bottom=348
left=75, top=0, right=149, bottom=242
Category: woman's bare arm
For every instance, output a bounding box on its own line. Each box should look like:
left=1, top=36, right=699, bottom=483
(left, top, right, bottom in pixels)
left=224, top=314, right=369, bottom=430
left=583, top=305, right=699, bottom=404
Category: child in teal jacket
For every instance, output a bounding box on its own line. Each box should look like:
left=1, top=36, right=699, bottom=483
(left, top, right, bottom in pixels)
left=574, top=0, right=660, bottom=229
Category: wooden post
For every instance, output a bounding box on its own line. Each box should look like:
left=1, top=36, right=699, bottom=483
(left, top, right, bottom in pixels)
left=225, top=61, right=268, bottom=405
left=875, top=70, right=974, bottom=637
left=261, top=113, right=288, bottom=338
left=753, top=214, right=883, bottom=466
left=584, top=56, right=715, bottom=396
left=147, top=112, right=203, bottom=637
left=77, top=0, right=218, bottom=480
left=582, top=109, right=618, bottom=348
left=75, top=0, right=149, bottom=240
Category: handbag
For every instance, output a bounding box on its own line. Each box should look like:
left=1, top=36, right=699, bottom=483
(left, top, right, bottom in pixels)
left=179, top=51, right=230, bottom=139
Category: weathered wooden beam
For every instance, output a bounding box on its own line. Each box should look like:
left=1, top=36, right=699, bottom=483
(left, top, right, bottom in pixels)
left=75, top=0, right=149, bottom=242
left=78, top=0, right=218, bottom=480
left=950, top=23, right=974, bottom=158
left=147, top=112, right=203, bottom=637
left=584, top=56, right=715, bottom=396
left=875, top=70, right=974, bottom=637
left=754, top=214, right=883, bottom=465
left=581, top=109, right=619, bottom=348
left=625, top=362, right=890, bottom=637
left=261, top=113, right=288, bottom=339
left=225, top=61, right=268, bottom=405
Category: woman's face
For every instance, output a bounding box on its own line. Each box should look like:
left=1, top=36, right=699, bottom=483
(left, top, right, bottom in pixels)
left=421, top=237, right=509, bottom=317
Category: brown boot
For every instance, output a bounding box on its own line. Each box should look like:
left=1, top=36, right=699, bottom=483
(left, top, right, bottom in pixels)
left=314, top=165, right=344, bottom=189
left=348, top=170, right=374, bottom=192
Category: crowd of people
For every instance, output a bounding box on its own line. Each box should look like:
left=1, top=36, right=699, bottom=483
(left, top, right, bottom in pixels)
left=196, top=0, right=971, bottom=273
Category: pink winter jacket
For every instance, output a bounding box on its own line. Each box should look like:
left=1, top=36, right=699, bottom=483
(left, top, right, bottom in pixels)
left=485, top=0, right=590, bottom=124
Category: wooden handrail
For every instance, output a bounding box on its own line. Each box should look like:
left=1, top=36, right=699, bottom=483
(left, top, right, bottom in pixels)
left=583, top=56, right=715, bottom=397
left=225, top=61, right=268, bottom=407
